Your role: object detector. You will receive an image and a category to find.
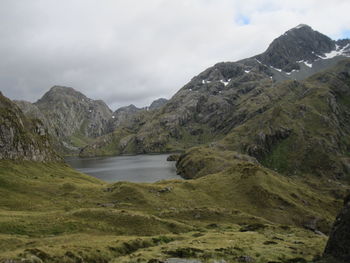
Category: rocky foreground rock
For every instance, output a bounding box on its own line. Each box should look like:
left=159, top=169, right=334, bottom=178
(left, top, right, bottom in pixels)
left=322, top=194, right=350, bottom=262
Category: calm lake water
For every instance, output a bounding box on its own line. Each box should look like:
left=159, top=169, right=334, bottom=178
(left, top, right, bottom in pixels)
left=65, top=154, right=180, bottom=183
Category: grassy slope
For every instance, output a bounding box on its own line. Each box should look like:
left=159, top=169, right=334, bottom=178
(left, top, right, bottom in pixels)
left=0, top=160, right=345, bottom=262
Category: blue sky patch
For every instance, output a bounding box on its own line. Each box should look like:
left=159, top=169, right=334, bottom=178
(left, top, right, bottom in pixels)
left=341, top=29, right=350, bottom=39
left=235, top=14, right=250, bottom=26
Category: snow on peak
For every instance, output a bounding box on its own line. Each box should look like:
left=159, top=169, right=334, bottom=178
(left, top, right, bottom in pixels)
left=294, top=24, right=309, bottom=29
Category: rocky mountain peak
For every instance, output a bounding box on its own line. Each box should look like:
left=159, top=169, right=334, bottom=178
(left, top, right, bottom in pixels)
left=37, top=86, right=88, bottom=104
left=14, top=86, right=114, bottom=153
left=255, top=24, right=335, bottom=72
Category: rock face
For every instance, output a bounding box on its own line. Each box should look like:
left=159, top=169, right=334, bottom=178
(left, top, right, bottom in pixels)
left=16, top=86, right=113, bottom=153
left=323, top=194, right=350, bottom=262
left=0, top=92, right=59, bottom=161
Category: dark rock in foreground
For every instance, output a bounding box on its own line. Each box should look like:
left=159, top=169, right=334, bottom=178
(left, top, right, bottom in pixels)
left=323, top=194, right=350, bottom=262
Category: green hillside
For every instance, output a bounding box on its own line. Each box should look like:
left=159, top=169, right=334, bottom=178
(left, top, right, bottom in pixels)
left=0, top=159, right=345, bottom=262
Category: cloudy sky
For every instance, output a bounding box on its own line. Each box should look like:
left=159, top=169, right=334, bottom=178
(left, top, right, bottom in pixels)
left=1, top=0, right=350, bottom=110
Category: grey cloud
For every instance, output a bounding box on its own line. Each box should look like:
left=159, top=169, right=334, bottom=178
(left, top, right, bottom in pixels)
left=0, top=0, right=350, bottom=110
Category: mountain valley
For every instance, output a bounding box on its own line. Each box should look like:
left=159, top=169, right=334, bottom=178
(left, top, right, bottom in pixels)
left=1, top=24, right=350, bottom=263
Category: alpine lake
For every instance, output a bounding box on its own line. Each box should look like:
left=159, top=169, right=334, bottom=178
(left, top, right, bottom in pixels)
left=65, top=154, right=180, bottom=183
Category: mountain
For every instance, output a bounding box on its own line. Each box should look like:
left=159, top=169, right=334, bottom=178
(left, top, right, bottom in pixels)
left=16, top=87, right=170, bottom=154
left=80, top=25, right=350, bottom=180
left=255, top=24, right=350, bottom=81
left=176, top=59, right=350, bottom=180
left=0, top=92, right=59, bottom=161
left=16, top=86, right=114, bottom=153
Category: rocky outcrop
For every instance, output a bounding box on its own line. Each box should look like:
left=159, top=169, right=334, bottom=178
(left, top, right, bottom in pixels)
left=0, top=92, right=60, bottom=161
left=322, top=194, right=350, bottom=262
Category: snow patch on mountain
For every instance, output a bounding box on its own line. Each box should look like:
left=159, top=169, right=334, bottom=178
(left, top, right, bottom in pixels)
left=286, top=69, right=299, bottom=75
left=220, top=79, right=230, bottom=86
left=270, top=66, right=282, bottom=72
left=202, top=80, right=211, bottom=84
left=297, top=60, right=313, bottom=68
left=321, top=44, right=350, bottom=59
